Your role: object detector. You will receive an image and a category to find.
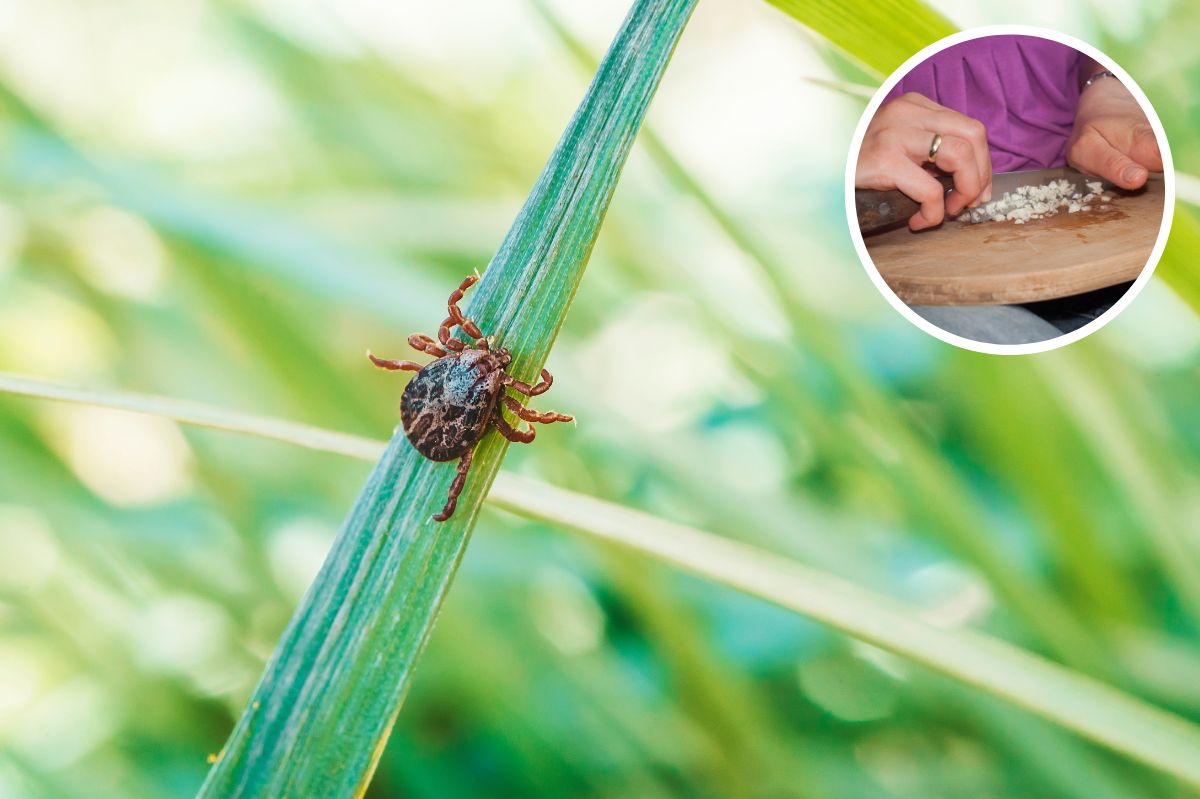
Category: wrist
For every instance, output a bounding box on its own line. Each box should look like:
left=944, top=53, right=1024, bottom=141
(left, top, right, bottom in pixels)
left=1075, top=74, right=1134, bottom=117
left=1082, top=69, right=1118, bottom=92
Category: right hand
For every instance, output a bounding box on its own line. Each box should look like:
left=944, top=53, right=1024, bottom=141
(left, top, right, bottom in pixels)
left=856, top=92, right=993, bottom=231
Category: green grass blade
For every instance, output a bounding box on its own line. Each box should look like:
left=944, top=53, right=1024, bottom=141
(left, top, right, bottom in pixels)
left=0, top=372, right=382, bottom=461
left=183, top=1, right=698, bottom=796
left=5, top=370, right=1200, bottom=789
left=761, top=0, right=955, bottom=77
left=1158, top=207, right=1200, bottom=315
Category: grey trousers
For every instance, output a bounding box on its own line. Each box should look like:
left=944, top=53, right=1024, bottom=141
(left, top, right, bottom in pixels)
left=911, top=305, right=1063, bottom=345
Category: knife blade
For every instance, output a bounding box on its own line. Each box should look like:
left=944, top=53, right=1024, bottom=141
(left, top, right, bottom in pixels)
left=986, top=167, right=1108, bottom=197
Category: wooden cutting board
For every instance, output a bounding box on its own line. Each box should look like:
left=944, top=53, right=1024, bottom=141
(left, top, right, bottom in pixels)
left=863, top=173, right=1165, bottom=306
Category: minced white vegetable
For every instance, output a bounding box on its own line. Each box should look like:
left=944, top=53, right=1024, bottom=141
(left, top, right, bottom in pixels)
left=963, top=178, right=1109, bottom=225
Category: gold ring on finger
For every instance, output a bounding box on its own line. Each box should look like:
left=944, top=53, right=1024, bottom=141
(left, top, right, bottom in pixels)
left=927, top=133, right=943, bottom=164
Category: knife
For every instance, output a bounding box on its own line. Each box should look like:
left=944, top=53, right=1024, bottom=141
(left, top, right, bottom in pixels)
left=856, top=168, right=1112, bottom=234
left=856, top=174, right=954, bottom=234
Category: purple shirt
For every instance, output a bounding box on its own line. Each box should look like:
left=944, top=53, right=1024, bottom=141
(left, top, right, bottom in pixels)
left=884, top=36, right=1083, bottom=172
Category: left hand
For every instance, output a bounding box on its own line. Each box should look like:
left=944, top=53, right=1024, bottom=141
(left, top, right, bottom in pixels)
left=1066, top=75, right=1162, bottom=190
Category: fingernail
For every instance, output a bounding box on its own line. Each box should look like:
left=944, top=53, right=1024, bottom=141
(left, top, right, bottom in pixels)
left=983, top=186, right=993, bottom=203
left=1122, top=165, right=1144, bottom=184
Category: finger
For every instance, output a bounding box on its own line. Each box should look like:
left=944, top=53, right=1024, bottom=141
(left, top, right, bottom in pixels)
left=888, top=129, right=983, bottom=212
left=898, top=95, right=991, bottom=200
left=931, top=111, right=989, bottom=204
left=981, top=141, right=993, bottom=205
left=896, top=91, right=946, bottom=114
left=929, top=135, right=984, bottom=215
left=889, top=160, right=948, bottom=230
left=1069, top=129, right=1149, bottom=189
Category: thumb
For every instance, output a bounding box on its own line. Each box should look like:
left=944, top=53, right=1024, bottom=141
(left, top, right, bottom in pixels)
left=1126, top=122, right=1163, bottom=173
left=1069, top=130, right=1147, bottom=190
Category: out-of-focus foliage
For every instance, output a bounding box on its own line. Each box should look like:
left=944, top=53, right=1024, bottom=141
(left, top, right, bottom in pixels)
left=1, top=1, right=1199, bottom=798
left=8, top=376, right=1200, bottom=793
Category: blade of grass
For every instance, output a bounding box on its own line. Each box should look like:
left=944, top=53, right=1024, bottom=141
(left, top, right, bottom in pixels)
left=5, top=371, right=1200, bottom=788
left=798, top=75, right=877, bottom=99
left=188, top=1, right=697, bottom=795
left=0, top=372, right=383, bottom=460
left=760, top=0, right=955, bottom=78
left=1158, top=207, right=1200, bottom=315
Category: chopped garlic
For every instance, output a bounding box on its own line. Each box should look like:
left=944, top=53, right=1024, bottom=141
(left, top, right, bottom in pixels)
left=964, top=178, right=1110, bottom=225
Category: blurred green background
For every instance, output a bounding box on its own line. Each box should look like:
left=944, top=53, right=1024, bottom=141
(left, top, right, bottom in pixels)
left=2, top=0, right=1200, bottom=797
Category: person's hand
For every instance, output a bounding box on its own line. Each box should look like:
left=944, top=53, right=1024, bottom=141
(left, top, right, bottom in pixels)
left=1067, top=76, right=1162, bottom=190
left=856, top=92, right=993, bottom=231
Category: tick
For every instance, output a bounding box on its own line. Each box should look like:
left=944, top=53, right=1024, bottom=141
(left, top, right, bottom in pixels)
left=368, top=274, right=573, bottom=522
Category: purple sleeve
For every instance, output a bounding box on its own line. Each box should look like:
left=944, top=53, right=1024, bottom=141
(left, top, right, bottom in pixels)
left=883, top=36, right=1083, bottom=172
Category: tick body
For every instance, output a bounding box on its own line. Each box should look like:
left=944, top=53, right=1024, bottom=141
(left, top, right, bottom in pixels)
left=369, top=275, right=572, bottom=521
left=401, top=349, right=503, bottom=462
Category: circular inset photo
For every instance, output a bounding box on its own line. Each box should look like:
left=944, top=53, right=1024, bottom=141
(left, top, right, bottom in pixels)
left=846, top=27, right=1174, bottom=354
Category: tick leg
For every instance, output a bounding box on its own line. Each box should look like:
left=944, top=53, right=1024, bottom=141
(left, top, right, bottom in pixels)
left=432, top=448, right=474, bottom=522
left=408, top=333, right=447, bottom=358
left=447, top=274, right=478, bottom=318
left=501, top=368, right=555, bottom=397
left=436, top=317, right=467, bottom=352
left=367, top=352, right=421, bottom=371
left=493, top=408, right=535, bottom=443
left=503, top=394, right=573, bottom=425
left=445, top=275, right=489, bottom=348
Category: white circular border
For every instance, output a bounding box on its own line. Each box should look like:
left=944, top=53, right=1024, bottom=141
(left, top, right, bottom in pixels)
left=845, top=25, right=1176, bottom=356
